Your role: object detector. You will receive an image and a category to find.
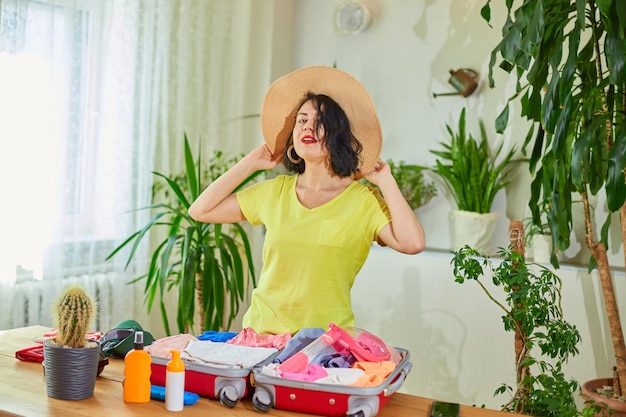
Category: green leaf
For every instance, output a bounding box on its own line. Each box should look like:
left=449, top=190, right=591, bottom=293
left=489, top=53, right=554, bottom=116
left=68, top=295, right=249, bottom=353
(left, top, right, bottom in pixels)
left=605, top=27, right=626, bottom=85
left=606, top=125, right=626, bottom=211
left=184, top=133, right=200, bottom=201
left=153, top=171, right=191, bottom=210
left=480, top=1, right=492, bottom=26
left=501, top=20, right=522, bottom=65
left=495, top=104, right=509, bottom=133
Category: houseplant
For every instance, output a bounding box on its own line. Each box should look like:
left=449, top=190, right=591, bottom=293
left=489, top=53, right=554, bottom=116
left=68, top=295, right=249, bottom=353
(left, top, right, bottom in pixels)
left=43, top=285, right=101, bottom=400
left=426, top=107, right=517, bottom=253
left=523, top=219, right=556, bottom=264
left=523, top=198, right=559, bottom=264
left=107, top=133, right=265, bottom=336
left=361, top=159, right=438, bottom=210
left=451, top=232, right=581, bottom=417
left=388, top=159, right=438, bottom=210
left=481, top=0, right=626, bottom=411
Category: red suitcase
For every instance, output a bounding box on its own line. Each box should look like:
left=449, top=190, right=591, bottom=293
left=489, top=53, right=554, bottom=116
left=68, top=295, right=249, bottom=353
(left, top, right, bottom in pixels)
left=150, top=355, right=253, bottom=407
left=151, top=346, right=280, bottom=408
left=250, top=348, right=412, bottom=417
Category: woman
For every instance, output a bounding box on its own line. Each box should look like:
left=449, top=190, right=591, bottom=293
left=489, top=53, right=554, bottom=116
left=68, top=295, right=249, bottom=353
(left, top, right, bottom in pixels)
left=188, top=66, right=425, bottom=335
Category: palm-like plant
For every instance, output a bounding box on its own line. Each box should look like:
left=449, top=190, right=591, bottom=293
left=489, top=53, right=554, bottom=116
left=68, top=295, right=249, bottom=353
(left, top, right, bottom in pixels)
left=482, top=0, right=626, bottom=394
left=429, top=108, right=517, bottom=214
left=107, top=133, right=264, bottom=335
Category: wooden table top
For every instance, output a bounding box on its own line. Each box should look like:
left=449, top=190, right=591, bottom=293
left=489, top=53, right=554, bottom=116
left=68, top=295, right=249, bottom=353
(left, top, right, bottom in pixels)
left=0, top=326, right=522, bottom=417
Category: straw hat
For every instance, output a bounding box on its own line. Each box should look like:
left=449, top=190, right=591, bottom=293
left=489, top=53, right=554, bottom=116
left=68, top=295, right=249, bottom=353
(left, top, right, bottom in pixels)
left=260, top=66, right=382, bottom=173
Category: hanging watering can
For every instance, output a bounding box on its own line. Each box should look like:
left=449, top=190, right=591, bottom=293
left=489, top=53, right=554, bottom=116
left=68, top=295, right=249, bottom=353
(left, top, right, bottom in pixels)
left=433, top=68, right=479, bottom=98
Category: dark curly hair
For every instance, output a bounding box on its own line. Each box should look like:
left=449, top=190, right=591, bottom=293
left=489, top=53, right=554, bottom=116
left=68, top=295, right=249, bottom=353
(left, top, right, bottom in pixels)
left=283, top=92, right=363, bottom=177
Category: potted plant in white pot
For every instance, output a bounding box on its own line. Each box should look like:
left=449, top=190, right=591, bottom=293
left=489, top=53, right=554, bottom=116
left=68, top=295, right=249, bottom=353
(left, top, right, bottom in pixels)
left=425, top=107, right=517, bottom=254
left=43, top=285, right=101, bottom=400
left=523, top=198, right=560, bottom=264
left=482, top=0, right=626, bottom=414
left=523, top=219, right=552, bottom=263
left=107, top=133, right=265, bottom=336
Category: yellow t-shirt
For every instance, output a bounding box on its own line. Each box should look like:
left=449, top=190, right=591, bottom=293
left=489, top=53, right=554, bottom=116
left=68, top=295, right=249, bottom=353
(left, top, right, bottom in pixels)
left=236, top=174, right=391, bottom=335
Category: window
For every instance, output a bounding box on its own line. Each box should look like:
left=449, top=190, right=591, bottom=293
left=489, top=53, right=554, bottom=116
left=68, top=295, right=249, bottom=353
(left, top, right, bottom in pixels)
left=0, top=0, right=257, bottom=331
left=0, top=0, right=138, bottom=282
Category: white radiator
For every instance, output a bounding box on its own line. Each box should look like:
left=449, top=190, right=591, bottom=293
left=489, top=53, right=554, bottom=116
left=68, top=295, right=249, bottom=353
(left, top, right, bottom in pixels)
left=1, top=272, right=135, bottom=332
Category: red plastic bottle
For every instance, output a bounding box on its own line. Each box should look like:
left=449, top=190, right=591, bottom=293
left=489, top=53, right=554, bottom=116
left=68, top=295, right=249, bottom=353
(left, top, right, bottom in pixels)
left=123, top=330, right=152, bottom=403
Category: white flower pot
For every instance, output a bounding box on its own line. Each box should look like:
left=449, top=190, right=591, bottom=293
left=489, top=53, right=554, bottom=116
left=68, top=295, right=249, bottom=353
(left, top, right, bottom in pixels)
left=450, top=210, right=498, bottom=255
left=530, top=233, right=553, bottom=263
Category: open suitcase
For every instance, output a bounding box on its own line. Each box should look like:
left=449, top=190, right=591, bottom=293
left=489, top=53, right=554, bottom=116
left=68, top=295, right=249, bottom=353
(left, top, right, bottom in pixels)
left=250, top=347, right=412, bottom=417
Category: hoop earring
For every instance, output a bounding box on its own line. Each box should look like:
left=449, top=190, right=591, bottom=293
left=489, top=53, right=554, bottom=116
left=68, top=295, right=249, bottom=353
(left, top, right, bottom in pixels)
left=287, top=145, right=302, bottom=164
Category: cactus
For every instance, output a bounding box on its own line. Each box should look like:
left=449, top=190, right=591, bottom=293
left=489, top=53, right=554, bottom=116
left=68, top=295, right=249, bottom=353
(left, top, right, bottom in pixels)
left=52, top=285, right=97, bottom=348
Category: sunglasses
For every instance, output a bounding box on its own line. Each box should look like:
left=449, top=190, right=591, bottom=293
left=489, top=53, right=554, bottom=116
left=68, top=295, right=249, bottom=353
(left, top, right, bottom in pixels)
left=102, top=328, right=134, bottom=344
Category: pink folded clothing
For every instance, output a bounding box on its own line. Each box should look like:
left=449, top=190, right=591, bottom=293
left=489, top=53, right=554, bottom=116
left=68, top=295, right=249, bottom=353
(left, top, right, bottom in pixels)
left=226, top=327, right=291, bottom=350
left=280, top=364, right=328, bottom=382
left=145, top=334, right=198, bottom=358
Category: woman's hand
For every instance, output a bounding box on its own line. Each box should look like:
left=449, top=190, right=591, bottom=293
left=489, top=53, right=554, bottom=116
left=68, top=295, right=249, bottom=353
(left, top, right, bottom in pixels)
left=243, top=144, right=282, bottom=172
left=188, top=144, right=280, bottom=224
left=362, top=159, right=426, bottom=255
left=361, top=159, right=392, bottom=186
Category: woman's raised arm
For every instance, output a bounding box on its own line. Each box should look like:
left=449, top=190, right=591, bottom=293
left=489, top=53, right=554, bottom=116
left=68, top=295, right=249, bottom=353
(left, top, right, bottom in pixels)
left=188, top=144, right=280, bottom=224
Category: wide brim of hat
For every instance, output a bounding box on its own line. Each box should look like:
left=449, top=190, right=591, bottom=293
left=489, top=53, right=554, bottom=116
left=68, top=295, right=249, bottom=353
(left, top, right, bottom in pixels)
left=260, top=66, right=382, bottom=174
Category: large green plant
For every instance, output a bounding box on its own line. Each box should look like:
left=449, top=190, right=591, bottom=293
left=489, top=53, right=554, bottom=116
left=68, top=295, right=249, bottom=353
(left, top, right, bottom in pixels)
left=482, top=0, right=626, bottom=393
left=107, top=134, right=264, bottom=336
left=428, top=108, right=517, bottom=214
left=452, top=244, right=581, bottom=416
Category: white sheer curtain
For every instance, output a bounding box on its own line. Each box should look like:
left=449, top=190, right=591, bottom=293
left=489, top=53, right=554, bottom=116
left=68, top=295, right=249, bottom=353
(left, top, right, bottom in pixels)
left=0, top=0, right=276, bottom=333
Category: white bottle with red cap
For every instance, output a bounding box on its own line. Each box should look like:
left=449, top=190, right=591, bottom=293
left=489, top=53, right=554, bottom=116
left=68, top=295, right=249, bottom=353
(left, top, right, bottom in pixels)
left=165, top=349, right=185, bottom=411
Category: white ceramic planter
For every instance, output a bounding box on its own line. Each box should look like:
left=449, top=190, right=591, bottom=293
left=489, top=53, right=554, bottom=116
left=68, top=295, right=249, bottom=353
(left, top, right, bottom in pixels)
left=530, top=233, right=553, bottom=263
left=450, top=210, right=498, bottom=255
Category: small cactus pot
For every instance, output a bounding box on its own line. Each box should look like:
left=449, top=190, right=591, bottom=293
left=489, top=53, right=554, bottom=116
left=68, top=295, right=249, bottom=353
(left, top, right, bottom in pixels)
left=43, top=339, right=101, bottom=400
